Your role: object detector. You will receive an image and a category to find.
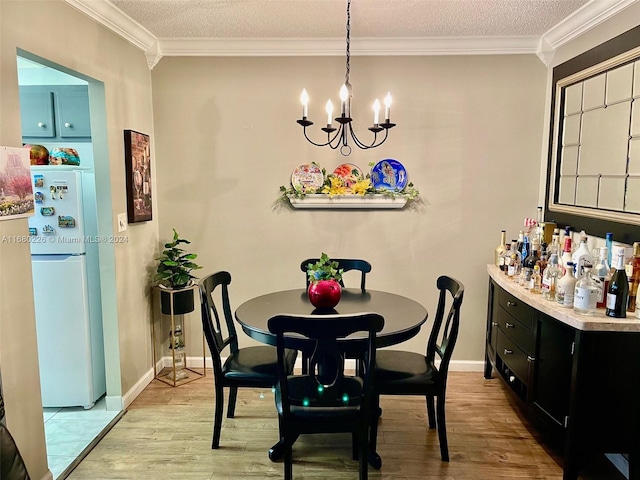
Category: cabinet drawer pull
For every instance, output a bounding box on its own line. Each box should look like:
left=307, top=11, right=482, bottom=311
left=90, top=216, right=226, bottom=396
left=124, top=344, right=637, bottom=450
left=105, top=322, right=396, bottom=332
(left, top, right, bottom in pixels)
left=509, top=375, right=516, bottom=383
left=505, top=322, right=515, bottom=328
left=506, top=301, right=517, bottom=307
left=37, top=122, right=46, bottom=128
left=504, top=348, right=513, bottom=355
left=527, top=355, right=536, bottom=363
left=491, top=321, right=498, bottom=327
left=64, top=122, right=72, bottom=128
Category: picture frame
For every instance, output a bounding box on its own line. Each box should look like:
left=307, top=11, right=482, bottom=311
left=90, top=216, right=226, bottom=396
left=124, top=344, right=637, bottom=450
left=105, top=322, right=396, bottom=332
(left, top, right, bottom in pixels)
left=0, top=146, right=34, bottom=220
left=124, top=130, right=152, bottom=223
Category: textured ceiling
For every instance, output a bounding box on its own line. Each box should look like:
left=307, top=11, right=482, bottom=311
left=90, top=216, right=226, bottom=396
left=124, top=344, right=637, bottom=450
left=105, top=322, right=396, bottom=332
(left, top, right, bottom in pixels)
left=109, top=0, right=590, bottom=39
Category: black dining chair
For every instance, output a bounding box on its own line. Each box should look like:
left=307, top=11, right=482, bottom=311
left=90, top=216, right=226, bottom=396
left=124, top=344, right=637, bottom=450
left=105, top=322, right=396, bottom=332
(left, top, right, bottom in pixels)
left=300, top=258, right=372, bottom=291
left=370, top=275, right=464, bottom=462
left=199, top=271, right=297, bottom=449
left=268, top=312, right=384, bottom=480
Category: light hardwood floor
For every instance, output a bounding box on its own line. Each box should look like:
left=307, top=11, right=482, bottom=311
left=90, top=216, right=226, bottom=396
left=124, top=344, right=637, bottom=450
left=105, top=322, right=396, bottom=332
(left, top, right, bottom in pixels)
left=67, top=371, right=625, bottom=479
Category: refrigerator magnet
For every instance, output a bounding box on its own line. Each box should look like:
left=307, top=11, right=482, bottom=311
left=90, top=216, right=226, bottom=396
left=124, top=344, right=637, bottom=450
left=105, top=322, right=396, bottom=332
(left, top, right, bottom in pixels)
left=50, top=186, right=58, bottom=199
left=34, top=191, right=45, bottom=203
left=58, top=216, right=76, bottom=228
left=34, top=175, right=44, bottom=188
left=29, top=227, right=37, bottom=236
left=42, top=225, right=55, bottom=235
left=41, top=207, right=55, bottom=216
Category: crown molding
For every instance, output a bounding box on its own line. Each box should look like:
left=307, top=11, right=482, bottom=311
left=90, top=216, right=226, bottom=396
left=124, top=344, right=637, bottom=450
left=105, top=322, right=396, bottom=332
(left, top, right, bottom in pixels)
left=158, top=36, right=540, bottom=57
left=541, top=0, right=639, bottom=50
left=63, top=0, right=638, bottom=70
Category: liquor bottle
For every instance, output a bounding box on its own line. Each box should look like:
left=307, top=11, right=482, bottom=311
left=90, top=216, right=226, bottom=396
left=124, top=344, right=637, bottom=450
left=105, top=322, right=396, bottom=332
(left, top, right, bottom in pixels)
left=495, top=230, right=507, bottom=267
left=500, top=244, right=511, bottom=273
left=531, top=265, right=542, bottom=294
left=606, top=250, right=629, bottom=318
left=537, top=244, right=548, bottom=276
left=542, top=254, right=562, bottom=301
left=522, top=239, right=540, bottom=289
left=560, top=236, right=572, bottom=275
left=594, top=247, right=611, bottom=309
left=573, top=266, right=601, bottom=316
left=625, top=242, right=640, bottom=312
left=506, top=240, right=521, bottom=280
left=516, top=231, right=524, bottom=259
left=556, top=262, right=576, bottom=308
left=571, top=231, right=593, bottom=280
left=547, top=229, right=561, bottom=258
left=605, top=232, right=613, bottom=266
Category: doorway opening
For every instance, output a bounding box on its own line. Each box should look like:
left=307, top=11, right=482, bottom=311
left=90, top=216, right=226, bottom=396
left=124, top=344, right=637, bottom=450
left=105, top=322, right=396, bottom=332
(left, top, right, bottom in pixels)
left=16, top=50, right=122, bottom=479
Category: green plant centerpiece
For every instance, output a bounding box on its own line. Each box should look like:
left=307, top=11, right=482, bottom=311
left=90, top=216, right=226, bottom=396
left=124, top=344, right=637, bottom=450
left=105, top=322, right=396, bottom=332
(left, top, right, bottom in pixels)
left=156, top=229, right=202, bottom=315
left=306, top=253, right=344, bottom=310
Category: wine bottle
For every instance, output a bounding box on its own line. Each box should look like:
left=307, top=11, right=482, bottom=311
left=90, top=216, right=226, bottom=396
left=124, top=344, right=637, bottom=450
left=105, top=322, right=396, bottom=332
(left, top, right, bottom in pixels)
left=495, top=230, right=507, bottom=268
left=606, top=250, right=629, bottom=318
left=625, top=242, right=640, bottom=312
left=594, top=247, right=611, bottom=309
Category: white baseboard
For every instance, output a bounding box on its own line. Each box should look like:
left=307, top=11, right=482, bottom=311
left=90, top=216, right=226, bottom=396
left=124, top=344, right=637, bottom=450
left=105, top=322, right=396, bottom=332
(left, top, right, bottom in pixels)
left=105, top=395, right=123, bottom=411
left=122, top=368, right=154, bottom=409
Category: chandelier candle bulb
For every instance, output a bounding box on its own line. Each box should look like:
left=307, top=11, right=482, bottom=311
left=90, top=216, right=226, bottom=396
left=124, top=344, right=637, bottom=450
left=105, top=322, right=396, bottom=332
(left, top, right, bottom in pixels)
left=300, top=89, right=309, bottom=118
left=384, top=92, right=392, bottom=120
left=340, top=84, right=349, bottom=115
left=325, top=100, right=333, bottom=126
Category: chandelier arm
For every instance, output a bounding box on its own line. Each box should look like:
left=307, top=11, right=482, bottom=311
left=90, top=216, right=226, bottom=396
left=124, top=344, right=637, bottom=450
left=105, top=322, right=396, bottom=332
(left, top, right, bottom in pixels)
left=301, top=125, right=344, bottom=148
left=348, top=124, right=390, bottom=149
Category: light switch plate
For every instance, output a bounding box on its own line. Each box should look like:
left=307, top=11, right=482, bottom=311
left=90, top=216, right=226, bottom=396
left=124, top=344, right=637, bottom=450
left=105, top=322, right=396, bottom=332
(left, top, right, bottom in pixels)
left=117, top=213, right=127, bottom=232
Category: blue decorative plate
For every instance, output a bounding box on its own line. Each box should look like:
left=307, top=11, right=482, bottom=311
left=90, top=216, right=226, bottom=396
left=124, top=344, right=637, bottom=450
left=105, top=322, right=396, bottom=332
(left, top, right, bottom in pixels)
left=370, top=159, right=408, bottom=191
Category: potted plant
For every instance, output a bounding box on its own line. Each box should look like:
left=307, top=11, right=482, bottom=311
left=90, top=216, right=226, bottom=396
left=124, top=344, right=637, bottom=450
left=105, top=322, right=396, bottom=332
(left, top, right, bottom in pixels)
left=306, top=253, right=344, bottom=310
left=156, top=229, right=202, bottom=315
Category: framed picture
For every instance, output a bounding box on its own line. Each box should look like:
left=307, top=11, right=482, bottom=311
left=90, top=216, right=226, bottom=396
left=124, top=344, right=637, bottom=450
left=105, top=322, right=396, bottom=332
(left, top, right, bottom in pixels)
left=124, top=130, right=152, bottom=223
left=0, top=146, right=34, bottom=221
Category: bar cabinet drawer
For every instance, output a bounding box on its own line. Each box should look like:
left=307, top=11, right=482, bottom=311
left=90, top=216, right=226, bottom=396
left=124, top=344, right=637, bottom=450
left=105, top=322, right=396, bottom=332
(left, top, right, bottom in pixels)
left=496, top=306, right=533, bottom=353
left=498, top=288, right=534, bottom=328
left=497, top=329, right=529, bottom=384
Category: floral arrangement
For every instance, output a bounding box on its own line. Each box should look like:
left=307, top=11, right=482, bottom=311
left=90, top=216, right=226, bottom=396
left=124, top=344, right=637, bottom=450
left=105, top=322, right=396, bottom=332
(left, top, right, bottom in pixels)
left=279, top=162, right=419, bottom=201
left=306, top=253, right=343, bottom=284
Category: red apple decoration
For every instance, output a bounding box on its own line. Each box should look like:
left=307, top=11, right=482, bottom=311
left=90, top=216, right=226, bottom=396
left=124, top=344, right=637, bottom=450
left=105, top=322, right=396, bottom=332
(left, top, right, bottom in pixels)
left=308, top=279, right=342, bottom=310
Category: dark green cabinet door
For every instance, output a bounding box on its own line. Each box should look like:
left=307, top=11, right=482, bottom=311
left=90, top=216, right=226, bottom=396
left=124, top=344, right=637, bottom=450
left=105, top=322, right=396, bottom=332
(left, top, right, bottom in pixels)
left=19, top=89, right=55, bottom=138
left=531, top=314, right=574, bottom=428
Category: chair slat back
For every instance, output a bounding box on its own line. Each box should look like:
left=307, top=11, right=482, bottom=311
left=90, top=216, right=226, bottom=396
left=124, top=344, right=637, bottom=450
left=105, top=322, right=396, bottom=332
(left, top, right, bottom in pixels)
left=199, top=271, right=239, bottom=376
left=426, top=276, right=464, bottom=382
left=268, top=313, right=384, bottom=415
left=301, top=258, right=372, bottom=291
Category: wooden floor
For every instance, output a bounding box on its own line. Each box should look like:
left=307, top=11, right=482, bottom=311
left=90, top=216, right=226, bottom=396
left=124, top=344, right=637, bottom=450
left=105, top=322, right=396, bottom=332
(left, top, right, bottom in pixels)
left=67, top=371, right=625, bottom=479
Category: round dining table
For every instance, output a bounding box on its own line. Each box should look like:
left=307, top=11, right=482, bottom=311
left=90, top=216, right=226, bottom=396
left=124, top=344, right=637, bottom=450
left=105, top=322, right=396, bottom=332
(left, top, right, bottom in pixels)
left=235, top=288, right=428, bottom=348
left=234, top=287, right=429, bottom=468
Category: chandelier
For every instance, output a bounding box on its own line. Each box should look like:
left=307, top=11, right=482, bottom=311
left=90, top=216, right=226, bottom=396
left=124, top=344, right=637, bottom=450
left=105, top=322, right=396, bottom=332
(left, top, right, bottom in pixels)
left=296, top=0, right=395, bottom=156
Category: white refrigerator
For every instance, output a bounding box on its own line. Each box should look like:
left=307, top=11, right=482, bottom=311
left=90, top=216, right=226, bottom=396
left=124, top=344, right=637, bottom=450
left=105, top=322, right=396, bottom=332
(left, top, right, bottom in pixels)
left=29, top=166, right=105, bottom=408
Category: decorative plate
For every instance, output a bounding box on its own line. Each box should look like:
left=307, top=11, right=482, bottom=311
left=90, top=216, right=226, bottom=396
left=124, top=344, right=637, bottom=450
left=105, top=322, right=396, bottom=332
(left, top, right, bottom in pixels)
left=370, top=159, right=408, bottom=191
left=291, top=163, right=324, bottom=193
left=332, top=163, right=364, bottom=189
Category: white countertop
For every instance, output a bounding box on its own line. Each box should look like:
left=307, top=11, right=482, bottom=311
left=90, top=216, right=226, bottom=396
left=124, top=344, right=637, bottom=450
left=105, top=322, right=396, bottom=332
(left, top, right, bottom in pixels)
left=487, top=264, right=640, bottom=332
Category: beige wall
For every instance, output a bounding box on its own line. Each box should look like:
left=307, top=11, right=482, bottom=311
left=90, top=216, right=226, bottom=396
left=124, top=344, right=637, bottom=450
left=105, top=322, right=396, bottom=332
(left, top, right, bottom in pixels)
left=151, top=54, right=547, bottom=361
left=0, top=1, right=157, bottom=477
left=1, top=0, right=637, bottom=477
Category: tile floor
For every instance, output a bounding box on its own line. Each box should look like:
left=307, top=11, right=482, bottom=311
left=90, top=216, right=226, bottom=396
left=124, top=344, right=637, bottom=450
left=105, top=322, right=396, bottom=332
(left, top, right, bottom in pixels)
left=43, top=397, right=121, bottom=479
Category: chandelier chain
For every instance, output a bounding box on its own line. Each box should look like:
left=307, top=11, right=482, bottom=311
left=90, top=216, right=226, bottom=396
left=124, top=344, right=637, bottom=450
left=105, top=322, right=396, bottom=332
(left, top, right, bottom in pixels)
left=345, top=0, right=351, bottom=86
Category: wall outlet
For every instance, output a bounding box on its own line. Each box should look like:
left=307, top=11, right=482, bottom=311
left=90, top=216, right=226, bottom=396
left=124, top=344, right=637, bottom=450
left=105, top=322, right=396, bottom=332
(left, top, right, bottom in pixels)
left=117, top=213, right=127, bottom=232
